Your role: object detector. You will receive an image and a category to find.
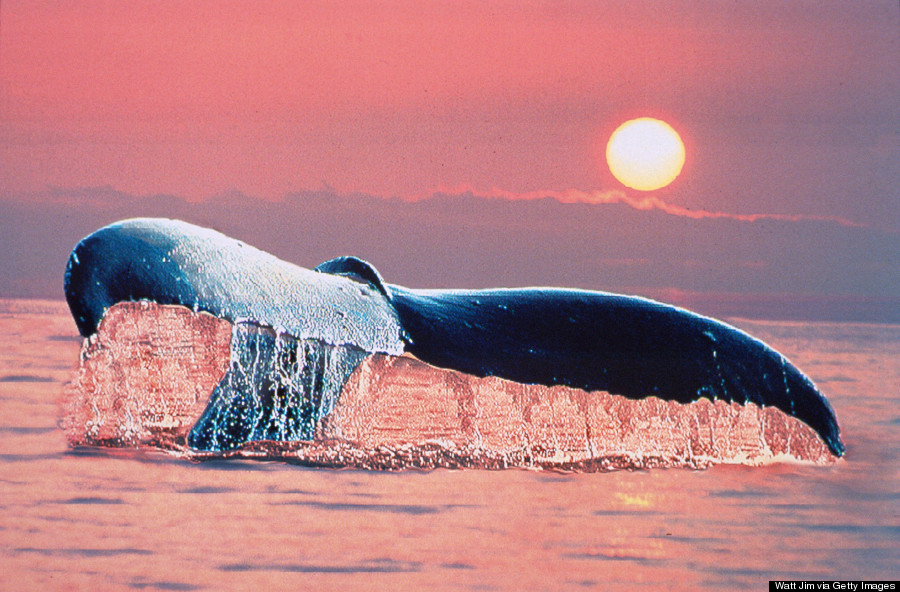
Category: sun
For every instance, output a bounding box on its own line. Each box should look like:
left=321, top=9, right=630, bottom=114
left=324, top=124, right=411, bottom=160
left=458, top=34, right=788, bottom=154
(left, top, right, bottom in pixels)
left=606, top=118, right=685, bottom=191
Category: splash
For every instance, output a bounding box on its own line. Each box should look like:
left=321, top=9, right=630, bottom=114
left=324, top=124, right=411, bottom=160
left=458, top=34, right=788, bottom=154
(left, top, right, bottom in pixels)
left=62, top=301, right=231, bottom=449
left=63, top=302, right=836, bottom=470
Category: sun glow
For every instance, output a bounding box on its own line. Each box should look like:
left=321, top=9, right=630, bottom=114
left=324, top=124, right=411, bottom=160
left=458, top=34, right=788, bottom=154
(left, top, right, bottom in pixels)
left=606, top=118, right=685, bottom=191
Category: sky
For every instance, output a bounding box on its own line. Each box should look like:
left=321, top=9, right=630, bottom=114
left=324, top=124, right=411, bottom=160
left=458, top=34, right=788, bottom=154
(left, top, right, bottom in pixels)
left=1, top=1, right=898, bottom=322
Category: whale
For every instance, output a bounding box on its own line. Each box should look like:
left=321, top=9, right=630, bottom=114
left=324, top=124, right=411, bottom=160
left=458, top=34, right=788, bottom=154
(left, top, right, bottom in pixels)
left=64, top=218, right=844, bottom=457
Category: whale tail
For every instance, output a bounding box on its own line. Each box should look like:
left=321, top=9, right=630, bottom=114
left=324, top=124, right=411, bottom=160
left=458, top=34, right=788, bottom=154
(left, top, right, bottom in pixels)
left=387, top=287, right=844, bottom=457
left=64, top=218, right=844, bottom=458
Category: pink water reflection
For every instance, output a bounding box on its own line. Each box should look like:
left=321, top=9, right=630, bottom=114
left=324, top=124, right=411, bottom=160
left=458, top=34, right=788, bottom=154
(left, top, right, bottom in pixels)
left=1, top=300, right=896, bottom=591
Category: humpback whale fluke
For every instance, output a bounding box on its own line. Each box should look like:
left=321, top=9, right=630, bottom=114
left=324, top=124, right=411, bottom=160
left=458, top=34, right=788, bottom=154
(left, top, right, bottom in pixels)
left=63, top=218, right=844, bottom=457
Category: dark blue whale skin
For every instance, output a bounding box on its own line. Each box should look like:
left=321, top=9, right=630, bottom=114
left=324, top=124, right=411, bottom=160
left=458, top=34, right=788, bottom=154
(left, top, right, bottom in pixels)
left=64, top=218, right=844, bottom=457
left=387, top=287, right=844, bottom=457
left=64, top=220, right=195, bottom=337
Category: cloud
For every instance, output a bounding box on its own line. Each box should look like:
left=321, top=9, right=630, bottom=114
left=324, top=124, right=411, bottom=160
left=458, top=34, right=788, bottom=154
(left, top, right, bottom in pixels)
left=1, top=186, right=896, bottom=322
left=420, top=185, right=867, bottom=228
left=10, top=183, right=872, bottom=229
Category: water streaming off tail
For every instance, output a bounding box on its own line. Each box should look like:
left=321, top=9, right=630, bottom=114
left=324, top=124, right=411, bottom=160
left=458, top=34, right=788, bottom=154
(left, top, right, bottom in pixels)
left=63, top=302, right=835, bottom=470
left=188, top=324, right=368, bottom=451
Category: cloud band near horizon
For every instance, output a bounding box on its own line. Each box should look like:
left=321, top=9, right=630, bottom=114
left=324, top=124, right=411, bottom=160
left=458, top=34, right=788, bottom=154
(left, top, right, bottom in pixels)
left=418, top=186, right=868, bottom=228
left=17, top=183, right=871, bottom=230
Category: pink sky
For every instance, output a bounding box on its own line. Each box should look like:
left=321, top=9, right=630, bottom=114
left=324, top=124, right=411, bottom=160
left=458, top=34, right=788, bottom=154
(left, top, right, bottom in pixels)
left=1, top=1, right=898, bottom=319
left=3, top=2, right=896, bottom=217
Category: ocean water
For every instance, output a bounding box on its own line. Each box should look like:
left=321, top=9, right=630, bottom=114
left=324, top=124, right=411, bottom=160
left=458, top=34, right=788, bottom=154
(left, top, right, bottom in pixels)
left=0, top=299, right=897, bottom=591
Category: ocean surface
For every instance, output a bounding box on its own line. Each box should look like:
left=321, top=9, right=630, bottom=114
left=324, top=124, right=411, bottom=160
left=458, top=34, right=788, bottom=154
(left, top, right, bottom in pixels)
left=1, top=299, right=897, bottom=591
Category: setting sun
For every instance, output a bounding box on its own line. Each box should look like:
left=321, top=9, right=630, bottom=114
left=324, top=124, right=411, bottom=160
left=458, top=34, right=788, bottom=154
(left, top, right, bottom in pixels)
left=606, top=118, right=686, bottom=191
